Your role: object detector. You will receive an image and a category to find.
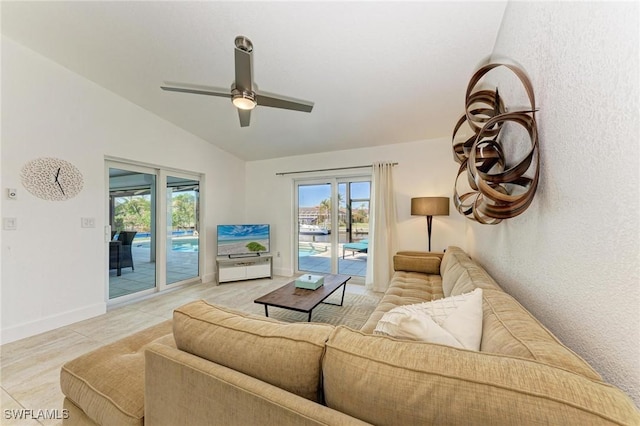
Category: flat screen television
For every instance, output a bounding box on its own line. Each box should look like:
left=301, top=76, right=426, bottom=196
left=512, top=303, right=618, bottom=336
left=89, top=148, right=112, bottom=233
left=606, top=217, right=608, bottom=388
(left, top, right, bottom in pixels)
left=217, top=224, right=270, bottom=257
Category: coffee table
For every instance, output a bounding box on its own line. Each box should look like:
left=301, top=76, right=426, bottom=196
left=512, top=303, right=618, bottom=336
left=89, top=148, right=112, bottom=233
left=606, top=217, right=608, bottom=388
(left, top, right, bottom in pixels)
left=254, top=274, right=351, bottom=322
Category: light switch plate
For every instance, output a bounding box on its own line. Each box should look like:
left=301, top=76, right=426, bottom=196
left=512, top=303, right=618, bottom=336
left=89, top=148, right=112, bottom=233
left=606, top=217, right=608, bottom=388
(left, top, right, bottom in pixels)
left=3, top=217, right=17, bottom=230
left=81, top=217, right=95, bottom=228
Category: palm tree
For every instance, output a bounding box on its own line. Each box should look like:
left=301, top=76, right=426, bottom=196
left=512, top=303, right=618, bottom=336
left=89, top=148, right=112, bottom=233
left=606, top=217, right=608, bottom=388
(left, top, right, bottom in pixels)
left=318, top=193, right=343, bottom=227
left=318, top=198, right=331, bottom=226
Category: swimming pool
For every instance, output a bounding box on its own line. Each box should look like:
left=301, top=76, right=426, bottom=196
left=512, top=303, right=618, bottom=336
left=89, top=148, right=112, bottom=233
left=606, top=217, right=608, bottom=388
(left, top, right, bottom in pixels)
left=171, top=237, right=199, bottom=252
left=298, top=245, right=325, bottom=257
left=135, top=237, right=199, bottom=252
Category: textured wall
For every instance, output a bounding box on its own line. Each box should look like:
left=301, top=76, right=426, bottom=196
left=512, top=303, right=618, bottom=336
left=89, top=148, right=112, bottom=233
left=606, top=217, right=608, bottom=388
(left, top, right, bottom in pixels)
left=464, top=2, right=639, bottom=404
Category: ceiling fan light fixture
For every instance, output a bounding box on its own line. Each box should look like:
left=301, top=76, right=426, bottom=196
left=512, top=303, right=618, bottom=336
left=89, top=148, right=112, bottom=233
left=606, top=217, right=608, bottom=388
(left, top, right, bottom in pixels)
left=162, top=36, right=314, bottom=127
left=232, top=90, right=257, bottom=110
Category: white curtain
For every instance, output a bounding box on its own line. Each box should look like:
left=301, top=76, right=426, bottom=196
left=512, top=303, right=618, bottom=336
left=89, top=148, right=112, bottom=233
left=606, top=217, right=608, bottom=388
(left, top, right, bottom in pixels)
left=365, top=161, right=397, bottom=292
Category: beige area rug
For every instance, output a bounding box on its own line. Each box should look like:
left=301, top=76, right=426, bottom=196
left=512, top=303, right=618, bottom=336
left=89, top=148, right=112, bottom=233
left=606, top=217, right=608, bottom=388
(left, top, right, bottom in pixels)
left=243, top=291, right=381, bottom=330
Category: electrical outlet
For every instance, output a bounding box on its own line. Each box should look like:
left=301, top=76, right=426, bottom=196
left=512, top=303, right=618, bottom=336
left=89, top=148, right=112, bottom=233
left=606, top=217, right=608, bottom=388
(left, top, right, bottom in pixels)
left=277, top=251, right=281, bottom=257
left=7, top=188, right=17, bottom=200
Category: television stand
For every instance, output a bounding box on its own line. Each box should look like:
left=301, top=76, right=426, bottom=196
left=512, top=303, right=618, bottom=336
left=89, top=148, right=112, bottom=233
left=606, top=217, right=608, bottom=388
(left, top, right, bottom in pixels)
left=216, top=254, right=273, bottom=284
left=228, top=253, right=261, bottom=259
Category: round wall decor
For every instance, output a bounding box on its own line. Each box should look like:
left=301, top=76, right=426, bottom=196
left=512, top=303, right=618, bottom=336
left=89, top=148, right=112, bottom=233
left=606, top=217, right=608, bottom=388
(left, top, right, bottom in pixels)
left=21, top=157, right=84, bottom=201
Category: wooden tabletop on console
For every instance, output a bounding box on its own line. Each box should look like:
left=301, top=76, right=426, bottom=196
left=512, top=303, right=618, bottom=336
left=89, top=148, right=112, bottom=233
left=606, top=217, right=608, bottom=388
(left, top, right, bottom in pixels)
left=254, top=274, right=351, bottom=314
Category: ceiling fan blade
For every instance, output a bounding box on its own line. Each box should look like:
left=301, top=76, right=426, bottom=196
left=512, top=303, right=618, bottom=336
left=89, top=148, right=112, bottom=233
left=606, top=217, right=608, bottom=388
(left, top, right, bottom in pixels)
left=234, top=47, right=252, bottom=91
left=255, top=91, right=314, bottom=113
left=160, top=82, right=231, bottom=98
left=238, top=109, right=251, bottom=127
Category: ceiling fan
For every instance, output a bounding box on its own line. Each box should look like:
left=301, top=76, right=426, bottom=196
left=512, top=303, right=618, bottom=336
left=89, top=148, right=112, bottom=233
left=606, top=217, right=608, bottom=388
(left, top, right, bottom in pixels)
left=161, top=36, right=314, bottom=127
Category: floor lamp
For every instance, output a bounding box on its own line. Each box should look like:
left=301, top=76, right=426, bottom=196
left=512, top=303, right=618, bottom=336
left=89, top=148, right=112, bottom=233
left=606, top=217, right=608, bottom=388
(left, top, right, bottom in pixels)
left=411, top=197, right=450, bottom=252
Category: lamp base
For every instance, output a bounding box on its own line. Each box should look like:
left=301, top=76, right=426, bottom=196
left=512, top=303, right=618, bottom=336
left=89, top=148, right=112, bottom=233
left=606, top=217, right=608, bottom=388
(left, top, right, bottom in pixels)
left=427, top=215, right=433, bottom=252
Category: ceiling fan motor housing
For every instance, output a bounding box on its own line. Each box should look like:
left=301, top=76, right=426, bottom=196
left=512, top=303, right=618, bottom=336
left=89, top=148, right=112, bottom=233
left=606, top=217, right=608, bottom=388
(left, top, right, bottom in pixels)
left=235, top=36, right=253, bottom=53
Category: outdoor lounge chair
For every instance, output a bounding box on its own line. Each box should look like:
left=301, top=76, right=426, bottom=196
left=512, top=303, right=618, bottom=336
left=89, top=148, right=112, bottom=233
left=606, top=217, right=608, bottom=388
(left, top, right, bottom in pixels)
left=342, top=239, right=368, bottom=259
left=117, top=231, right=137, bottom=272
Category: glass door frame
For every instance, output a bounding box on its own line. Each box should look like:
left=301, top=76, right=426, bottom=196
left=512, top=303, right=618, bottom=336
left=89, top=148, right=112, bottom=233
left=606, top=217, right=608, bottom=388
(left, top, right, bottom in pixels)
left=164, top=170, right=202, bottom=286
left=294, top=175, right=370, bottom=280
left=106, top=160, right=203, bottom=305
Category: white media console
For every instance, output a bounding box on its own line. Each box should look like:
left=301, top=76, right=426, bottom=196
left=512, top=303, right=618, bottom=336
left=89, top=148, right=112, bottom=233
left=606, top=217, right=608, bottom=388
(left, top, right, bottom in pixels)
left=216, top=254, right=273, bottom=283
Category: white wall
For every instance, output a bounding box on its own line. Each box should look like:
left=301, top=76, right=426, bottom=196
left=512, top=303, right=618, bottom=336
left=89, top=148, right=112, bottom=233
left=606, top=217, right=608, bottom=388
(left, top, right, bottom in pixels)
left=466, top=2, right=639, bottom=404
left=245, top=138, right=466, bottom=277
left=0, top=37, right=246, bottom=343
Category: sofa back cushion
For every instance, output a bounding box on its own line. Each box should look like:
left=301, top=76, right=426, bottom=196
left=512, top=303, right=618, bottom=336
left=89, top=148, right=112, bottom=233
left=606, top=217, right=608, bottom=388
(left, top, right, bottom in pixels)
left=322, top=326, right=640, bottom=426
left=393, top=254, right=441, bottom=274
left=449, top=261, right=502, bottom=296
left=173, top=300, right=334, bottom=402
left=480, top=289, right=601, bottom=379
left=440, top=247, right=473, bottom=296
left=441, top=247, right=601, bottom=380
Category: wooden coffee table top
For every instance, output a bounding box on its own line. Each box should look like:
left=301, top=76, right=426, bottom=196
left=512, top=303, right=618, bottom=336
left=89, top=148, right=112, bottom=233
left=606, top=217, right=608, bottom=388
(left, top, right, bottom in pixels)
left=254, top=274, right=350, bottom=313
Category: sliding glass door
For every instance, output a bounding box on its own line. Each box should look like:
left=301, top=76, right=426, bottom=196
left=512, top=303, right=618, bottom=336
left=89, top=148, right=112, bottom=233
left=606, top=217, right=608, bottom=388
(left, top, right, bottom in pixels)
left=108, top=166, right=157, bottom=299
left=297, top=183, right=333, bottom=274
left=338, top=181, right=370, bottom=276
left=166, top=175, right=200, bottom=285
left=107, top=162, right=201, bottom=302
left=295, top=177, right=370, bottom=278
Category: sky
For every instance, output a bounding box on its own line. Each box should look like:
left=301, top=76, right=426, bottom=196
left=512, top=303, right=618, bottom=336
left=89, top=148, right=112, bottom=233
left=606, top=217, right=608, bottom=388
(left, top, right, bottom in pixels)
left=298, top=182, right=370, bottom=207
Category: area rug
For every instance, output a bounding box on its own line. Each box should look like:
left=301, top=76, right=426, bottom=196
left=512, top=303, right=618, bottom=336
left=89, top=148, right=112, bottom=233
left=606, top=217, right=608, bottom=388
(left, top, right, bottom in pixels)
left=245, top=291, right=381, bottom=329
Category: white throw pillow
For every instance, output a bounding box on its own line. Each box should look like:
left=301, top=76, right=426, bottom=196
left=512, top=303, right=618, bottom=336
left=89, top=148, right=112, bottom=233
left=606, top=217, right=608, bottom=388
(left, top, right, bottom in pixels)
left=374, top=288, right=483, bottom=350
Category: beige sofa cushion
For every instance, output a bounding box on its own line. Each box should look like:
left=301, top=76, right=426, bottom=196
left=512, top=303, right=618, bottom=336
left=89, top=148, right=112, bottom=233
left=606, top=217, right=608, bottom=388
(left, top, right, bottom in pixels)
left=440, top=247, right=473, bottom=296
left=173, top=300, right=334, bottom=402
left=60, top=320, right=174, bottom=426
left=145, top=342, right=372, bottom=426
left=450, top=259, right=503, bottom=296
left=360, top=271, right=443, bottom=333
left=481, top=289, right=601, bottom=380
left=393, top=254, right=441, bottom=274
left=439, top=248, right=601, bottom=379
left=323, top=326, right=640, bottom=425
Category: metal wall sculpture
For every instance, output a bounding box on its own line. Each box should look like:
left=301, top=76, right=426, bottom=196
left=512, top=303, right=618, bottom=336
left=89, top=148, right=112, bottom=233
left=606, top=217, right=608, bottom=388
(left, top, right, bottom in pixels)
left=452, top=63, right=540, bottom=225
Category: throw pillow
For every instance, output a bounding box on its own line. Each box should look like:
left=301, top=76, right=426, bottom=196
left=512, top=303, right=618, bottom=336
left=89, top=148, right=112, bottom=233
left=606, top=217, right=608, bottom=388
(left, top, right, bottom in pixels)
left=374, top=288, right=483, bottom=350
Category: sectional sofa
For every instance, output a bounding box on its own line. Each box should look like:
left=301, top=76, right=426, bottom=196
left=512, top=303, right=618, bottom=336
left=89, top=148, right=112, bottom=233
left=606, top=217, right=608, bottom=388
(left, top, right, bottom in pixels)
left=60, top=246, right=640, bottom=425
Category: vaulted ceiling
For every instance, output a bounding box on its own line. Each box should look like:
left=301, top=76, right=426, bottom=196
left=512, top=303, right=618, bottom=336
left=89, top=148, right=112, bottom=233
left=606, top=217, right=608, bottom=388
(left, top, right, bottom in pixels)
left=1, top=1, right=507, bottom=161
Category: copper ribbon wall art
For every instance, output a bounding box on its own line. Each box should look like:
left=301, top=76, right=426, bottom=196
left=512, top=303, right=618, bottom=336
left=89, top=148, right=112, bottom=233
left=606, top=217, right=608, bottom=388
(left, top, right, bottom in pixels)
left=452, top=63, right=540, bottom=225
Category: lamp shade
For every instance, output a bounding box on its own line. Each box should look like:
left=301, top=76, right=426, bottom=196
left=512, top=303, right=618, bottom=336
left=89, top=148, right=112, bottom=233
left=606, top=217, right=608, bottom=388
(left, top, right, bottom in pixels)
left=411, top=197, right=450, bottom=216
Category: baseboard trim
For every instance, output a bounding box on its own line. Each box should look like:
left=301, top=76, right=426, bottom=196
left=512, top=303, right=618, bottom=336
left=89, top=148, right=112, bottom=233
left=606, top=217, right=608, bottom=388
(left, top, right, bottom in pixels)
left=1, top=302, right=106, bottom=345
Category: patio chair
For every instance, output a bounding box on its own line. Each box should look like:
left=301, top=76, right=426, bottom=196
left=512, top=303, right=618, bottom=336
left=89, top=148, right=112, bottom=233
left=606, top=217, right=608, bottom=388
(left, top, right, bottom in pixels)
left=117, top=231, right=137, bottom=271
left=342, top=239, right=368, bottom=259
left=109, top=241, right=122, bottom=276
